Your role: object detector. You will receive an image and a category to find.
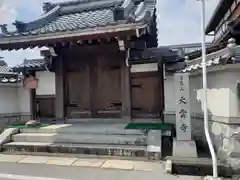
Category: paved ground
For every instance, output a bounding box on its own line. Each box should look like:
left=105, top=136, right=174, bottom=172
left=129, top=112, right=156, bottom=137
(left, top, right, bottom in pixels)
left=0, top=154, right=211, bottom=180
left=0, top=154, right=232, bottom=180
left=0, top=154, right=162, bottom=171
left=0, top=161, right=204, bottom=180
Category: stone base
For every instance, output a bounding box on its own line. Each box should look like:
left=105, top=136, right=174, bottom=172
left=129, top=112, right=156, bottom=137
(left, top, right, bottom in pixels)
left=203, top=176, right=222, bottom=180
left=173, top=139, right=197, bottom=158
left=3, top=142, right=147, bottom=159
left=164, top=156, right=232, bottom=177
left=147, top=130, right=162, bottom=159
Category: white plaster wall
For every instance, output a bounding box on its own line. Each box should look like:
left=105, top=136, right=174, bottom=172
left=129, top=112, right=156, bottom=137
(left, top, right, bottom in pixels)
left=130, top=63, right=158, bottom=73
left=225, top=70, right=240, bottom=118
left=17, top=86, right=30, bottom=114
left=0, top=85, right=19, bottom=114
left=164, top=70, right=235, bottom=119
left=0, top=84, right=30, bottom=115
left=36, top=71, right=55, bottom=95
left=189, top=71, right=231, bottom=117
left=164, top=75, right=176, bottom=112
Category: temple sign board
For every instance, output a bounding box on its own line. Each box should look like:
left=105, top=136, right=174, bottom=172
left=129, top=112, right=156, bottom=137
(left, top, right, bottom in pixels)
left=174, top=73, right=191, bottom=141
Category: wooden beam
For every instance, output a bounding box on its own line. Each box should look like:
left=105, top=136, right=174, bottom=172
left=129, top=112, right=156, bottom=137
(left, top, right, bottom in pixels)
left=121, top=52, right=131, bottom=120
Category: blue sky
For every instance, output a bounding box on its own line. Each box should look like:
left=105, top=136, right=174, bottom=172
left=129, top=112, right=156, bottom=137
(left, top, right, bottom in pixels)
left=0, top=0, right=219, bottom=66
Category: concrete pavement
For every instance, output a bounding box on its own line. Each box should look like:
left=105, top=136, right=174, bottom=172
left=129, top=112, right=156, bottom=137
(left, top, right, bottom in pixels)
left=0, top=161, right=206, bottom=180
left=0, top=154, right=162, bottom=171
left=0, top=154, right=232, bottom=180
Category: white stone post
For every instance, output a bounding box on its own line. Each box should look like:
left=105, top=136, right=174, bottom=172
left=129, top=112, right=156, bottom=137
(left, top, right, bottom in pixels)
left=172, top=73, right=197, bottom=158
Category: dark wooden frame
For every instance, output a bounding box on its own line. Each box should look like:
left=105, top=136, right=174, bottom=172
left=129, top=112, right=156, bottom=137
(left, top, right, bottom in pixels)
left=29, top=71, right=37, bottom=120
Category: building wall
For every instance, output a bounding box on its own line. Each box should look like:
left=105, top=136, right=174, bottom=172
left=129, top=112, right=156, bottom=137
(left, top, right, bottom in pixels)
left=164, top=68, right=240, bottom=171
left=0, top=84, right=31, bottom=130
left=17, top=86, right=31, bottom=114
left=0, top=71, right=55, bottom=127
left=164, top=69, right=239, bottom=123
left=36, top=71, right=55, bottom=95
left=0, top=85, right=19, bottom=114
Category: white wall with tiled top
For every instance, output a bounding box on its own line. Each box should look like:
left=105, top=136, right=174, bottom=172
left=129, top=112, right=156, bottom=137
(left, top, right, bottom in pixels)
left=36, top=71, right=55, bottom=95
left=164, top=67, right=240, bottom=170
left=0, top=71, right=55, bottom=117
left=164, top=69, right=237, bottom=122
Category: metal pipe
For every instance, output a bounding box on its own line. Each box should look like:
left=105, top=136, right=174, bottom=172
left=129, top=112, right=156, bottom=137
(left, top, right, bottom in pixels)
left=199, top=0, right=218, bottom=178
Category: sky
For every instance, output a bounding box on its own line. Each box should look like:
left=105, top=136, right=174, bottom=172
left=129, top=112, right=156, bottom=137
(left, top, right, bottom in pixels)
left=0, top=0, right=219, bottom=66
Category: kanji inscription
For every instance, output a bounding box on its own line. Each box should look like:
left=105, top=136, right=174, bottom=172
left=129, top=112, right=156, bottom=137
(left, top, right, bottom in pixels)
left=174, top=73, right=191, bottom=141
left=178, top=96, right=187, bottom=104
left=179, top=109, right=187, bottom=119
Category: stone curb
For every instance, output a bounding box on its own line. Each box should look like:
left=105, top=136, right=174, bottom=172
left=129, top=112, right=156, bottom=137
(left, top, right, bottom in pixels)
left=0, top=128, right=19, bottom=151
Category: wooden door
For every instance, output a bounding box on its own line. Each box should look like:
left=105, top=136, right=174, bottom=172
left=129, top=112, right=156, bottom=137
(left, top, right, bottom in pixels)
left=66, top=59, right=90, bottom=118
left=131, top=72, right=161, bottom=118
left=37, top=97, right=55, bottom=118
left=94, top=56, right=121, bottom=117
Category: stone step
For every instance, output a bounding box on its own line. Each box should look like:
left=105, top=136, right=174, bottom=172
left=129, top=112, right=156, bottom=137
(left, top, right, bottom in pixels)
left=12, top=133, right=146, bottom=146
left=20, top=124, right=145, bottom=135
left=3, top=142, right=150, bottom=159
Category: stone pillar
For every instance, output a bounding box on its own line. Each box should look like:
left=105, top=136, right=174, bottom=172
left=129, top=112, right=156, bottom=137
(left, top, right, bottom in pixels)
left=173, top=72, right=197, bottom=158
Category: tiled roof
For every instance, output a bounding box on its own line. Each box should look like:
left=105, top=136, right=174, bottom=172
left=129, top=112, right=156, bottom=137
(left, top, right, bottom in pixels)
left=0, top=60, right=21, bottom=83
left=0, top=65, right=10, bottom=73
left=181, top=57, right=224, bottom=73
left=0, top=76, right=21, bottom=84
left=128, top=47, right=186, bottom=72
left=205, top=0, right=234, bottom=34
left=129, top=47, right=185, bottom=64
left=0, top=60, right=7, bottom=67
left=0, top=0, right=155, bottom=37
left=0, top=60, right=12, bottom=73
left=180, top=44, right=240, bottom=73
left=13, top=59, right=48, bottom=72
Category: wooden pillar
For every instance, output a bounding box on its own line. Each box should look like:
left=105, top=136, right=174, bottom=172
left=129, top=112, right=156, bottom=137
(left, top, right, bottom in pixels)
left=30, top=72, right=37, bottom=120
left=88, top=58, right=97, bottom=117
left=159, top=63, right=165, bottom=121
left=55, top=57, right=66, bottom=120
left=121, top=54, right=131, bottom=120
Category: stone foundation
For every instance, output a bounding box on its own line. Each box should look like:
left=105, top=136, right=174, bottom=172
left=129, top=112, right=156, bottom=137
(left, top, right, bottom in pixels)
left=164, top=111, right=240, bottom=173
left=0, top=113, right=31, bottom=132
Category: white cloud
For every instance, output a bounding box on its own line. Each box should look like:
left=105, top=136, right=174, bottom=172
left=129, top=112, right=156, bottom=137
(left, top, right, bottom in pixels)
left=157, top=0, right=219, bottom=45
left=0, top=2, right=17, bottom=25
left=0, top=0, right=220, bottom=65
left=0, top=0, right=65, bottom=66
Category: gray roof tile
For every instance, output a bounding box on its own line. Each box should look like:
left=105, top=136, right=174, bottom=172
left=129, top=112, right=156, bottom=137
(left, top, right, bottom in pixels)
left=0, top=65, right=10, bottom=73
left=1, top=0, right=155, bottom=37
left=0, top=60, right=20, bottom=83
left=180, top=45, right=240, bottom=73
left=14, top=59, right=47, bottom=69
left=129, top=47, right=184, bottom=64
left=0, top=60, right=7, bottom=66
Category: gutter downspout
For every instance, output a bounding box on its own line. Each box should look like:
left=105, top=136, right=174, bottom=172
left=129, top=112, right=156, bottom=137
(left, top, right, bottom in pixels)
left=200, top=0, right=218, bottom=178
